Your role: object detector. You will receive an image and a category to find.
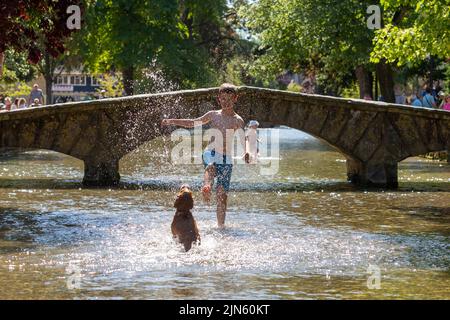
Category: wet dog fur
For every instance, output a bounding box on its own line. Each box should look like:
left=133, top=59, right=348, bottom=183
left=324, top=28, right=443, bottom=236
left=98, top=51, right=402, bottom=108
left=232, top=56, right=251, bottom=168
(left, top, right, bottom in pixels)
left=171, top=184, right=200, bottom=251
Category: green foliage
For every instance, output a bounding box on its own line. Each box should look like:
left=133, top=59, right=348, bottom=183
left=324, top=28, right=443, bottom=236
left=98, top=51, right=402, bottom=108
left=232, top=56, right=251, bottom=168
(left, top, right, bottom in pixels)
left=223, top=55, right=248, bottom=85
left=77, top=0, right=239, bottom=90
left=2, top=50, right=37, bottom=83
left=240, top=0, right=375, bottom=93
left=220, top=49, right=263, bottom=86
left=97, top=74, right=124, bottom=97
left=445, top=63, right=450, bottom=91
left=286, top=81, right=302, bottom=92
left=0, top=81, right=32, bottom=98
left=371, top=0, right=450, bottom=66
left=395, top=56, right=448, bottom=87
left=79, top=0, right=179, bottom=72
left=0, top=0, right=82, bottom=63
left=240, top=0, right=449, bottom=97
left=0, top=49, right=35, bottom=97
left=341, top=82, right=361, bottom=99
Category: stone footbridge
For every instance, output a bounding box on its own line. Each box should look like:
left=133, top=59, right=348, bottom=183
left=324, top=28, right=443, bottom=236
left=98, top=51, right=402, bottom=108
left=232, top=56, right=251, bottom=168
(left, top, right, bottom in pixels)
left=0, top=86, right=449, bottom=187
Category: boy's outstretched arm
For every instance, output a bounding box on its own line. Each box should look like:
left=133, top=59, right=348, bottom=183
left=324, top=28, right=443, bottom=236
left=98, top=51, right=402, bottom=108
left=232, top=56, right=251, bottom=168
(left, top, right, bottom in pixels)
left=161, top=111, right=213, bottom=128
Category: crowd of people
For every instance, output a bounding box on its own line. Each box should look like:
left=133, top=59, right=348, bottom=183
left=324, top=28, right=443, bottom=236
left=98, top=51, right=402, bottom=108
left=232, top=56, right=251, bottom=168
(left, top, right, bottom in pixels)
left=380, top=84, right=450, bottom=111
left=406, top=87, right=450, bottom=110
left=0, top=84, right=44, bottom=112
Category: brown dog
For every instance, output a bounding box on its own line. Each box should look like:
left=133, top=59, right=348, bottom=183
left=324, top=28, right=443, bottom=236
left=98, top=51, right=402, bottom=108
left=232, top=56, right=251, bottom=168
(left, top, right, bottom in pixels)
left=171, top=184, right=200, bottom=251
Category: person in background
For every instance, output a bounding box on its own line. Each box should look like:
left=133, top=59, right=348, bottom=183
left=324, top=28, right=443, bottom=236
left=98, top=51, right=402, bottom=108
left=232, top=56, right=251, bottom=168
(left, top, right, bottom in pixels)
left=442, top=95, right=450, bottom=111
left=433, top=83, right=442, bottom=100
left=0, top=96, right=6, bottom=111
left=301, top=79, right=314, bottom=94
left=410, top=94, right=423, bottom=107
left=395, top=94, right=406, bottom=105
left=28, top=84, right=44, bottom=105
left=422, top=87, right=436, bottom=108
left=30, top=98, right=41, bottom=107
left=420, top=84, right=427, bottom=98
left=436, top=91, right=445, bottom=109
left=394, top=86, right=406, bottom=104
left=0, top=52, right=4, bottom=77
left=11, top=98, right=19, bottom=110
left=17, top=98, right=27, bottom=109
left=2, top=97, right=12, bottom=111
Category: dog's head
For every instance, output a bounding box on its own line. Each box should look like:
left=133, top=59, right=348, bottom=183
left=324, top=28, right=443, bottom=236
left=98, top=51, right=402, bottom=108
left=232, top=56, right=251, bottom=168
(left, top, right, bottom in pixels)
left=174, top=184, right=194, bottom=211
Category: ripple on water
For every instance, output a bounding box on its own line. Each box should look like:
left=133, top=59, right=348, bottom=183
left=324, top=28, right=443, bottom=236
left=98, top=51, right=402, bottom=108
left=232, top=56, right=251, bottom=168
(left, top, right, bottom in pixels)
left=0, top=130, right=448, bottom=299
left=4, top=206, right=441, bottom=285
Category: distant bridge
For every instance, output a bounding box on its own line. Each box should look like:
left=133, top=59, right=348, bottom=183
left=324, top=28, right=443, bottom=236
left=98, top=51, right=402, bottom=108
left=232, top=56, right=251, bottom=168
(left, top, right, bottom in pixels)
left=0, top=86, right=449, bottom=187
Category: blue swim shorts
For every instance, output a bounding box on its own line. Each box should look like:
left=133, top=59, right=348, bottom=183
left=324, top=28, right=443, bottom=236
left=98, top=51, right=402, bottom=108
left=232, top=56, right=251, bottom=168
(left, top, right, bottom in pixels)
left=202, top=149, right=233, bottom=192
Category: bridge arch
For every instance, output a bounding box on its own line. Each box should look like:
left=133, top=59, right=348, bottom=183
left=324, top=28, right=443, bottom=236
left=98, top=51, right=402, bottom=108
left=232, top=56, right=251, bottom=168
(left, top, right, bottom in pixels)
left=0, top=147, right=84, bottom=184
left=237, top=87, right=449, bottom=187
left=0, top=87, right=448, bottom=187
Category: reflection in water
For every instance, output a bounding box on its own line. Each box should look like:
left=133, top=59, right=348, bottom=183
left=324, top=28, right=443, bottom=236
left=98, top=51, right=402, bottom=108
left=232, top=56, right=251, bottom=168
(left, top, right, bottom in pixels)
left=0, top=128, right=448, bottom=299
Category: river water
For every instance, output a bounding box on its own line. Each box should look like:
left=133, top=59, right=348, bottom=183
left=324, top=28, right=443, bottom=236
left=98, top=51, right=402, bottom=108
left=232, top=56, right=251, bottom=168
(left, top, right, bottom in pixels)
left=0, top=128, right=448, bottom=299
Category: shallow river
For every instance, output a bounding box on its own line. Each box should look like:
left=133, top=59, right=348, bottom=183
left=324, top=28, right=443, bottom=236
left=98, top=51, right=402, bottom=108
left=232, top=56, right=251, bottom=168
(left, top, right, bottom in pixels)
left=0, top=128, right=448, bottom=299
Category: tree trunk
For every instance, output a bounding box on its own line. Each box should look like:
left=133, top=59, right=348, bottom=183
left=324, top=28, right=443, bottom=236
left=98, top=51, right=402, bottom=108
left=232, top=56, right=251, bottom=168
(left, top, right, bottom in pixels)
left=428, top=56, right=434, bottom=88
left=374, top=72, right=378, bottom=100
left=0, top=51, right=4, bottom=77
left=43, top=51, right=53, bottom=105
left=355, top=65, right=373, bottom=99
left=376, top=60, right=395, bottom=103
left=122, top=66, right=134, bottom=96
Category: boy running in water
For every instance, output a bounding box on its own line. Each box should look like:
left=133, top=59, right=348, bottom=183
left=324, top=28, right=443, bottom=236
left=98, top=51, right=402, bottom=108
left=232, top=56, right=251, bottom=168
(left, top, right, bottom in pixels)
left=161, top=83, right=249, bottom=228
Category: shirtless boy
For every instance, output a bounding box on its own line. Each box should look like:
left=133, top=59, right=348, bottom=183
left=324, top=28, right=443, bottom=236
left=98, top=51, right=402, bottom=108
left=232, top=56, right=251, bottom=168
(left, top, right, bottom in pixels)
left=161, top=83, right=249, bottom=228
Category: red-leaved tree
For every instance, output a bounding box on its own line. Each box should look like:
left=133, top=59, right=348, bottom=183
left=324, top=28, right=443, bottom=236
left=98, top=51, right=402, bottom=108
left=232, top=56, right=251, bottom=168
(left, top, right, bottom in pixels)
left=0, top=1, right=82, bottom=62
left=0, top=0, right=82, bottom=99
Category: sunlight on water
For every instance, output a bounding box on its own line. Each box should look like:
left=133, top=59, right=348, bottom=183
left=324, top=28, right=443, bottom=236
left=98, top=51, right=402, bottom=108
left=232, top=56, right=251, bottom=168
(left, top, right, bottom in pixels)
left=0, top=128, right=449, bottom=299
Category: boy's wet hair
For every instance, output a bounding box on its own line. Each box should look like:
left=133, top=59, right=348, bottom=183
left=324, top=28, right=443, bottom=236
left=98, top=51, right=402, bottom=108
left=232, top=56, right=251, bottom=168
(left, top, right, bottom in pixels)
left=219, top=83, right=237, bottom=95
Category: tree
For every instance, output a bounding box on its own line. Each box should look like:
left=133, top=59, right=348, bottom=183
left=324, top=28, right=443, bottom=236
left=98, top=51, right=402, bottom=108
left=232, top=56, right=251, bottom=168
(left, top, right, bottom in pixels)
left=0, top=82, right=32, bottom=99
left=371, top=0, right=450, bottom=67
left=0, top=49, right=36, bottom=99
left=77, top=0, right=241, bottom=94
left=370, top=0, right=449, bottom=93
left=0, top=52, right=4, bottom=77
left=240, top=0, right=422, bottom=101
left=97, top=74, right=124, bottom=97
left=170, top=0, right=241, bottom=88
left=0, top=0, right=82, bottom=104
left=0, top=0, right=82, bottom=68
left=240, top=0, right=380, bottom=98
left=1, top=49, right=37, bottom=83
left=77, top=0, right=181, bottom=95
left=35, top=43, right=82, bottom=104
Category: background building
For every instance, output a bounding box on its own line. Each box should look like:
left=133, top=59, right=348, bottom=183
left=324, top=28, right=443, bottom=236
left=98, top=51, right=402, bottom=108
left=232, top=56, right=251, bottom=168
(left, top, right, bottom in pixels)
left=29, top=68, right=103, bottom=104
